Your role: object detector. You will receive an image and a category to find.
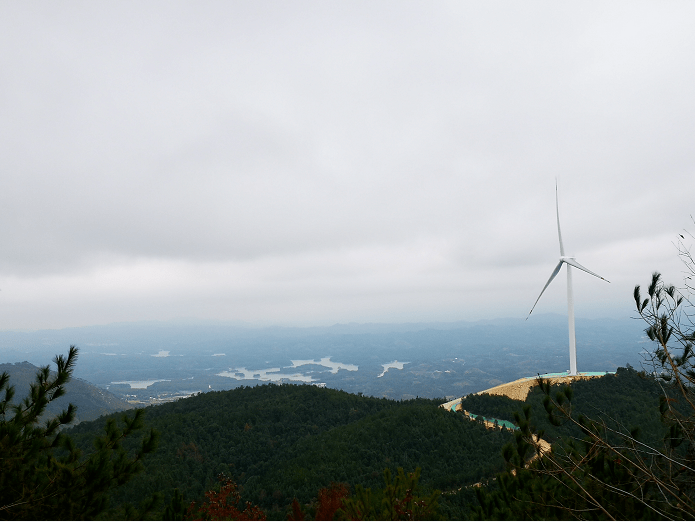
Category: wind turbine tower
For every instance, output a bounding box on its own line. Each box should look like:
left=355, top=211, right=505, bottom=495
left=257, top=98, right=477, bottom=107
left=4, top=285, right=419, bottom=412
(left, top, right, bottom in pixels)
left=527, top=182, right=610, bottom=376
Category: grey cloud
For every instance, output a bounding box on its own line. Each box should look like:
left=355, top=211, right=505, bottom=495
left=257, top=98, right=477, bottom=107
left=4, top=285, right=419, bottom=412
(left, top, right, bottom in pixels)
left=1, top=2, right=694, bottom=327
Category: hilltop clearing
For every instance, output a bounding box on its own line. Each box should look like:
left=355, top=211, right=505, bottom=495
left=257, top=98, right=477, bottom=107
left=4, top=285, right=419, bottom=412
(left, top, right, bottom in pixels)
left=456, top=366, right=670, bottom=446
left=442, top=370, right=611, bottom=412
left=440, top=372, right=613, bottom=461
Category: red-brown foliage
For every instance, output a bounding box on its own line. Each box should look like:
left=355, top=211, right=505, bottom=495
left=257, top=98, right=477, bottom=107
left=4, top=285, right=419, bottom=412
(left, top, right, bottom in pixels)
left=287, top=498, right=306, bottom=521
left=288, top=482, right=349, bottom=521
left=187, top=474, right=266, bottom=521
left=315, top=483, right=349, bottom=521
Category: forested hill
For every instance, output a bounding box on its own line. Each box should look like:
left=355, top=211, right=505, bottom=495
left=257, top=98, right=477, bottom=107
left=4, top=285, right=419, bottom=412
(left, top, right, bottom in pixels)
left=67, top=383, right=513, bottom=519
left=65, top=367, right=674, bottom=519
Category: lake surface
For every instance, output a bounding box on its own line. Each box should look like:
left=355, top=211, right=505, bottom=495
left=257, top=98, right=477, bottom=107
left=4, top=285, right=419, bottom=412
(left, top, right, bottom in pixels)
left=290, top=357, right=358, bottom=373
left=378, top=360, right=409, bottom=377
left=217, top=367, right=314, bottom=383
left=216, top=357, right=359, bottom=383
left=110, top=379, right=171, bottom=389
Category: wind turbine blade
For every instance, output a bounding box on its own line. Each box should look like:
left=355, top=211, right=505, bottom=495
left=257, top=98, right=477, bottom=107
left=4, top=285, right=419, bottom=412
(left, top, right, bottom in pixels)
left=556, top=180, right=565, bottom=257
left=527, top=260, right=564, bottom=319
left=563, top=258, right=610, bottom=283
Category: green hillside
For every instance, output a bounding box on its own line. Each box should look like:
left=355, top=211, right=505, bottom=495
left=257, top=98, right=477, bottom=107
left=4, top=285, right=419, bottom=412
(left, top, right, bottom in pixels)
left=66, top=383, right=513, bottom=519
left=73, top=364, right=695, bottom=519
left=63, top=366, right=680, bottom=520
left=2, top=354, right=687, bottom=520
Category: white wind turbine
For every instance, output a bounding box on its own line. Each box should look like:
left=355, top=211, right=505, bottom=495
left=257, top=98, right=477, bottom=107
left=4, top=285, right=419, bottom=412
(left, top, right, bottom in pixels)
left=527, top=182, right=610, bottom=376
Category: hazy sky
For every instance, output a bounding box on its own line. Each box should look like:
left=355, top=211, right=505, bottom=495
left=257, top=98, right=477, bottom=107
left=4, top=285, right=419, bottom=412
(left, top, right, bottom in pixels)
left=1, top=1, right=694, bottom=330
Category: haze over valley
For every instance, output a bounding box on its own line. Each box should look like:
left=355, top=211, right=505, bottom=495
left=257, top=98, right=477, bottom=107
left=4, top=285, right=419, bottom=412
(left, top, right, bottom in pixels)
left=0, top=314, right=646, bottom=404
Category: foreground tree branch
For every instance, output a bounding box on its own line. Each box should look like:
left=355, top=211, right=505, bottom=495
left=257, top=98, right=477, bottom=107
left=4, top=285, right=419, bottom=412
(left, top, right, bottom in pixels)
left=0, top=347, right=159, bottom=520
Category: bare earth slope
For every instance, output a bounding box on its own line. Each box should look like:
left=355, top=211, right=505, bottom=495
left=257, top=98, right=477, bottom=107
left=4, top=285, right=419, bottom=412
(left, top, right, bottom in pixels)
left=441, top=372, right=612, bottom=459
left=442, top=371, right=610, bottom=411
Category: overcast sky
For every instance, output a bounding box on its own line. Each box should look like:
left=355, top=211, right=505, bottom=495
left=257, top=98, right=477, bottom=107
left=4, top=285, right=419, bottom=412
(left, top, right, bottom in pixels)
left=1, top=1, right=694, bottom=331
